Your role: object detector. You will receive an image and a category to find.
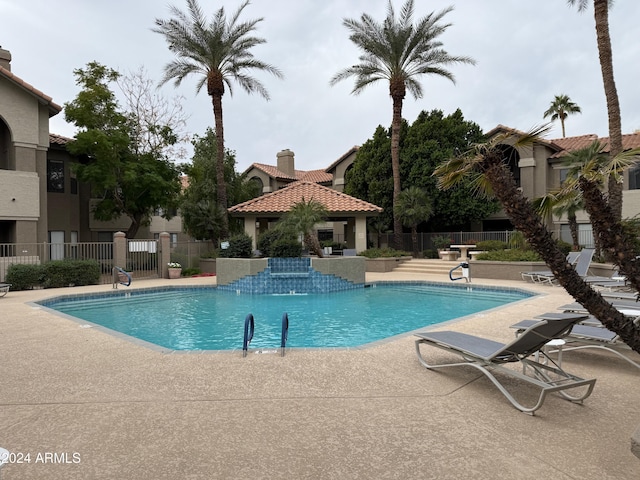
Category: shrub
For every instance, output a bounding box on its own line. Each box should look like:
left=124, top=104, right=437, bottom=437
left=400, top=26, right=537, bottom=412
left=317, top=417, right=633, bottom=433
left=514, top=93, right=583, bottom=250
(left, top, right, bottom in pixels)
left=431, top=235, right=452, bottom=250
left=182, top=267, right=201, bottom=277
left=422, top=249, right=439, bottom=259
left=41, top=260, right=101, bottom=288
left=476, top=249, right=542, bottom=261
left=555, top=239, right=572, bottom=255
left=219, top=232, right=254, bottom=258
left=257, top=227, right=298, bottom=257
left=476, top=240, right=508, bottom=251
left=5, top=263, right=44, bottom=290
left=270, top=238, right=302, bottom=257
left=360, top=248, right=410, bottom=258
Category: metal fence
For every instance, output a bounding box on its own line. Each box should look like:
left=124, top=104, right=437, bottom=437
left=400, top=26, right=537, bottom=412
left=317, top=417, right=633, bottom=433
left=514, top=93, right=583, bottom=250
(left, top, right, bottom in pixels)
left=368, top=228, right=597, bottom=252
left=169, top=241, right=216, bottom=270
left=126, top=239, right=160, bottom=280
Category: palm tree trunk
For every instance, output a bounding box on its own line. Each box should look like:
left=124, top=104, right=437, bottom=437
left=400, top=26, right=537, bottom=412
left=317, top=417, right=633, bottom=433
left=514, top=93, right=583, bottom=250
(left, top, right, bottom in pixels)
left=390, top=93, right=404, bottom=251
left=211, top=92, right=229, bottom=240
left=482, top=154, right=640, bottom=353
left=594, top=0, right=623, bottom=222
left=568, top=212, right=580, bottom=250
left=411, top=225, right=418, bottom=257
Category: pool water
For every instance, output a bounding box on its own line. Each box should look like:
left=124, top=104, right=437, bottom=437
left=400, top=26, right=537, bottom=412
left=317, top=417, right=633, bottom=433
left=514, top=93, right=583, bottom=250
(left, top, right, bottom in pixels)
left=42, top=283, right=532, bottom=351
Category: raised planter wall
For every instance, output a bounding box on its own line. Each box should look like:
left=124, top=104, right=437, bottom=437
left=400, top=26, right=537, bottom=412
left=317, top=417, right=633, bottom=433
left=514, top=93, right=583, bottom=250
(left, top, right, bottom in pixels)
left=365, top=256, right=412, bottom=273
left=469, top=260, right=618, bottom=281
left=199, top=258, right=216, bottom=274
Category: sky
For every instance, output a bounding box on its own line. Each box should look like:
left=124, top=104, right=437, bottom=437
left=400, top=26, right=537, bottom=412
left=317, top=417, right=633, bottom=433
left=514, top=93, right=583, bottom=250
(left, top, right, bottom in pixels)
left=2, top=0, right=639, bottom=173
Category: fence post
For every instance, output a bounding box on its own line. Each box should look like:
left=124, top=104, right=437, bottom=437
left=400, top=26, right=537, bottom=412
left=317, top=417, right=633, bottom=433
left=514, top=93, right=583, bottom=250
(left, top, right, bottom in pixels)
left=113, top=232, right=127, bottom=270
left=159, top=232, right=171, bottom=278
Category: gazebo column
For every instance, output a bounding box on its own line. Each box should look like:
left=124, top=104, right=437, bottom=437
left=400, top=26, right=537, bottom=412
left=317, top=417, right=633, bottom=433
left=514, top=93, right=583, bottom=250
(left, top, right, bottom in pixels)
left=355, top=216, right=367, bottom=253
left=244, top=215, right=258, bottom=249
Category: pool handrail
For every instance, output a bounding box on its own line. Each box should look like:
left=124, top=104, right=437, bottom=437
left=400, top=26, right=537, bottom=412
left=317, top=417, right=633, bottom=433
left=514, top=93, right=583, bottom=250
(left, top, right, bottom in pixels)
left=112, top=266, right=132, bottom=288
left=281, top=312, right=289, bottom=357
left=243, top=313, right=255, bottom=357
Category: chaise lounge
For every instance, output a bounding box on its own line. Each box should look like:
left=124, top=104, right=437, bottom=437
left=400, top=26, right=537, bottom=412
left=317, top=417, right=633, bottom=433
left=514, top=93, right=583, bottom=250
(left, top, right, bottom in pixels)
left=414, top=312, right=596, bottom=414
left=0, top=283, right=10, bottom=297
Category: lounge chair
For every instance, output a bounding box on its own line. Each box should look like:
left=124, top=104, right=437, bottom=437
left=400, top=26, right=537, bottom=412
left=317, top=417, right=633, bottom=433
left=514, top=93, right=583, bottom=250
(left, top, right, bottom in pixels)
left=511, top=318, right=640, bottom=371
left=534, top=248, right=595, bottom=285
left=520, top=251, right=580, bottom=283
left=414, top=312, right=596, bottom=414
left=0, top=283, right=10, bottom=297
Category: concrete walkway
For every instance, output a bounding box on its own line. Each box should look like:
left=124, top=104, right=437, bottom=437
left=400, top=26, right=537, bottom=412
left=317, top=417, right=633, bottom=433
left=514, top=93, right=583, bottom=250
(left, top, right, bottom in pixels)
left=1, top=271, right=639, bottom=479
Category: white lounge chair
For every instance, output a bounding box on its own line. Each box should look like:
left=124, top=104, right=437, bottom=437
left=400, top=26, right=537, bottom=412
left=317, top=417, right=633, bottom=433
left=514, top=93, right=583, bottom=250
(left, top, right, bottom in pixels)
left=534, top=248, right=595, bottom=285
left=521, top=251, right=580, bottom=283
left=414, top=312, right=595, bottom=414
left=0, top=283, right=10, bottom=297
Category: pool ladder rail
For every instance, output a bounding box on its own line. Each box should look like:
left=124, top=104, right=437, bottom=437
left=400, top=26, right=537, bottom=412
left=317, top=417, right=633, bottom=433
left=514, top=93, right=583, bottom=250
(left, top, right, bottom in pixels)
left=112, top=266, right=132, bottom=289
left=242, top=312, right=289, bottom=357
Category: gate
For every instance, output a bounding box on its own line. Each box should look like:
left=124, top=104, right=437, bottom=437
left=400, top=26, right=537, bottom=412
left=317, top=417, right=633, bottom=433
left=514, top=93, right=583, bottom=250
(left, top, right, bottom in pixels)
left=126, top=239, right=161, bottom=280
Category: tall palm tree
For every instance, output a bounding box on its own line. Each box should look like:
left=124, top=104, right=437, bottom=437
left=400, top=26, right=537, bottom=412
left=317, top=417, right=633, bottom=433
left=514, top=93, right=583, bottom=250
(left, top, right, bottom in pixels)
left=567, top=0, right=623, bottom=221
left=153, top=0, right=283, bottom=239
left=394, top=186, right=433, bottom=257
left=330, top=0, right=474, bottom=250
left=434, top=127, right=640, bottom=352
left=282, top=198, right=329, bottom=258
left=543, top=94, right=582, bottom=137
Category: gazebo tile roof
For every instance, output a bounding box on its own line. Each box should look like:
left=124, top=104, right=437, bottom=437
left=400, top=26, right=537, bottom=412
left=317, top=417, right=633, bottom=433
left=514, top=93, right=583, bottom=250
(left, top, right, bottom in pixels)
left=228, top=181, right=382, bottom=215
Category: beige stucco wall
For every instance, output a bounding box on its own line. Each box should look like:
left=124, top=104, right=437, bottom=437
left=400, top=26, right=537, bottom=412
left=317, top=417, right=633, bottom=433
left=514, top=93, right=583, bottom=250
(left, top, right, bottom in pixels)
left=0, top=170, right=39, bottom=218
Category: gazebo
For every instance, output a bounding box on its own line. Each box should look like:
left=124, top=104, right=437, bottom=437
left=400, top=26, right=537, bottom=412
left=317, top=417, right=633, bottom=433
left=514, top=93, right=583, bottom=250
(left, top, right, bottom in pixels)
left=228, top=181, right=383, bottom=253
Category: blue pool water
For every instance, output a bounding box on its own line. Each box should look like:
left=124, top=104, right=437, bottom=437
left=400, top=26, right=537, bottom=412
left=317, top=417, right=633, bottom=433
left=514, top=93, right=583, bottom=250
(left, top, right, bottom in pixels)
left=41, top=283, right=532, bottom=351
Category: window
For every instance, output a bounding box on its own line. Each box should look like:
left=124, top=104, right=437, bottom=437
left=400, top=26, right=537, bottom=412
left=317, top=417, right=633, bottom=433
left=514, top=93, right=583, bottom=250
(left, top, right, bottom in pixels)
left=47, top=159, right=64, bottom=192
left=559, top=168, right=569, bottom=186
left=629, top=166, right=640, bottom=190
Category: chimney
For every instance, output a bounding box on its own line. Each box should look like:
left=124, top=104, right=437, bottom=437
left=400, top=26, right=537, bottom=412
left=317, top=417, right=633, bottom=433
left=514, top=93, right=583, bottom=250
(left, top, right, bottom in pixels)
left=0, top=46, right=11, bottom=71
left=276, top=149, right=295, bottom=177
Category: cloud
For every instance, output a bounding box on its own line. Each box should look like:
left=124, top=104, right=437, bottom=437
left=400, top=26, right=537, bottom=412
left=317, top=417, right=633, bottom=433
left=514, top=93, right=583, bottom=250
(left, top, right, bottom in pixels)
left=3, top=0, right=639, bottom=171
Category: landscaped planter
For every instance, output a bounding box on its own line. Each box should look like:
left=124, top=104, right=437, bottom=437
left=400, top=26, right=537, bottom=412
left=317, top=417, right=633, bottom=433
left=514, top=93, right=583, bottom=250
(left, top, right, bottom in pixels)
left=469, top=260, right=617, bottom=281
left=365, top=256, right=412, bottom=273
left=199, top=258, right=216, bottom=274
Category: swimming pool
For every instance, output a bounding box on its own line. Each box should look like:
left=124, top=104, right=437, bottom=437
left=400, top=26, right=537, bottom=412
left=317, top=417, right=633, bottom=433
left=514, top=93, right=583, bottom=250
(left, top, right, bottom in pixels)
left=39, top=283, right=533, bottom=351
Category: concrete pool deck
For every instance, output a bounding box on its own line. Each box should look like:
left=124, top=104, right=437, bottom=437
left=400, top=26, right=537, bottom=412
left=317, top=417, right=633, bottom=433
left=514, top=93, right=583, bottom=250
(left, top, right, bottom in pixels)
left=1, top=271, right=639, bottom=479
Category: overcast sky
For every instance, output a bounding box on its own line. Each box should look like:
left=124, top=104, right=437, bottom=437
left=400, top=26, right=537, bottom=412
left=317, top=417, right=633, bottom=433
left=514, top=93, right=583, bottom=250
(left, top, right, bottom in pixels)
left=2, top=0, right=639, bottom=172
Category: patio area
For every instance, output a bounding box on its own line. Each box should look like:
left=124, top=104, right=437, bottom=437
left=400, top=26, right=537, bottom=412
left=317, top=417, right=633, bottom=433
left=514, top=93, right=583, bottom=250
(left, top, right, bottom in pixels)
left=1, top=270, right=639, bottom=479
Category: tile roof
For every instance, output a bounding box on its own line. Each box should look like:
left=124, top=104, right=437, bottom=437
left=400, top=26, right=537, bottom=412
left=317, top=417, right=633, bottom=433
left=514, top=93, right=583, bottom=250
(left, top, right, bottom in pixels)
left=0, top=65, right=62, bottom=116
left=49, top=133, right=74, bottom=145
left=229, top=181, right=383, bottom=215
left=549, top=132, right=640, bottom=158
left=298, top=169, right=333, bottom=183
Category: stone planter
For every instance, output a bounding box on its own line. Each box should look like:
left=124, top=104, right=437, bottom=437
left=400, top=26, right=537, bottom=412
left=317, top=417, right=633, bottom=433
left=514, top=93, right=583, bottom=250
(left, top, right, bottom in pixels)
left=168, top=268, right=182, bottom=279
left=199, top=258, right=217, bottom=274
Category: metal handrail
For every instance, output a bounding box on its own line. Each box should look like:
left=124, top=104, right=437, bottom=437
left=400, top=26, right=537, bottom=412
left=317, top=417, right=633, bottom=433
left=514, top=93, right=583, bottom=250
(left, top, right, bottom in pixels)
left=280, top=312, right=289, bottom=357
left=112, top=266, right=132, bottom=288
left=243, top=314, right=255, bottom=357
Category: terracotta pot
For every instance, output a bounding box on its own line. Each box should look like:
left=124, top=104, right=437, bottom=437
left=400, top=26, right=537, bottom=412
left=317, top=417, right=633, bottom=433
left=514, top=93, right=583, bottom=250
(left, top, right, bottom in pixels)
left=168, top=268, right=182, bottom=279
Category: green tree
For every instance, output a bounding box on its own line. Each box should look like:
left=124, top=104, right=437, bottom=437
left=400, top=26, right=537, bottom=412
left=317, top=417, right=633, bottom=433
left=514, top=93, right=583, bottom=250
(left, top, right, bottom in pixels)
left=154, top=0, right=283, bottom=239
left=543, top=94, right=582, bottom=137
left=394, top=186, right=433, bottom=257
left=64, top=62, right=182, bottom=239
left=534, top=189, right=584, bottom=251
left=346, top=110, right=498, bottom=231
left=330, top=0, right=474, bottom=249
left=281, top=198, right=328, bottom=258
left=567, top=0, right=623, bottom=221
left=434, top=127, right=640, bottom=353
left=180, top=128, right=260, bottom=243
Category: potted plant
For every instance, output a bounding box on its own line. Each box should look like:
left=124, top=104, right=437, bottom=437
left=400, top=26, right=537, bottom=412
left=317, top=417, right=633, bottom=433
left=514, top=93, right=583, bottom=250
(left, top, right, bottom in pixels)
left=167, top=262, right=182, bottom=279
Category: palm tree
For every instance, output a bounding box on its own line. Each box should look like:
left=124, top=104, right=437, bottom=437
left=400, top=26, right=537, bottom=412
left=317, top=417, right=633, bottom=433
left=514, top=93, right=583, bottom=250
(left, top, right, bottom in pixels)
left=434, top=127, right=640, bottom=352
left=153, top=0, right=283, bottom=239
left=330, top=0, right=474, bottom=250
left=534, top=189, right=584, bottom=251
left=394, top=186, right=433, bottom=257
left=567, top=0, right=623, bottom=221
left=282, top=198, right=329, bottom=258
left=543, top=94, right=581, bottom=137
